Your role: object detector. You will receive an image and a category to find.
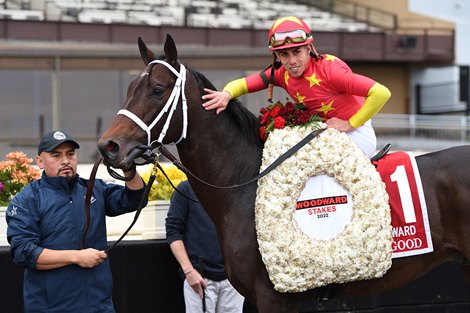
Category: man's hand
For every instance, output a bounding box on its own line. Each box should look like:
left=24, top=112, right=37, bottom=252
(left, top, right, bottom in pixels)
left=201, top=88, right=231, bottom=115
left=75, top=248, right=108, bottom=268
left=185, top=268, right=207, bottom=299
left=325, top=117, right=355, bottom=133
left=36, top=248, right=108, bottom=270
left=123, top=165, right=144, bottom=190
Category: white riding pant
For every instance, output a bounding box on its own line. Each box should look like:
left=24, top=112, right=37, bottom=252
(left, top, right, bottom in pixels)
left=184, top=278, right=244, bottom=313
left=346, top=120, right=377, bottom=158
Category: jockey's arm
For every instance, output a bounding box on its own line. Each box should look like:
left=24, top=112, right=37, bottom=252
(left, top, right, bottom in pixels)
left=202, top=71, right=269, bottom=114
left=349, top=82, right=391, bottom=128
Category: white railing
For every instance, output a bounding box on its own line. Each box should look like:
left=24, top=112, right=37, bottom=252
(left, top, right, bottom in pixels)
left=373, top=113, right=470, bottom=151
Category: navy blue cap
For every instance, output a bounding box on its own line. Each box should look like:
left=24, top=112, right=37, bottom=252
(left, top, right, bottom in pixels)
left=38, top=130, right=80, bottom=155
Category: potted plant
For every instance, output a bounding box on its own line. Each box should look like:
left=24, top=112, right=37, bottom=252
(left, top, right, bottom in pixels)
left=139, top=163, right=187, bottom=239
left=0, top=151, right=41, bottom=245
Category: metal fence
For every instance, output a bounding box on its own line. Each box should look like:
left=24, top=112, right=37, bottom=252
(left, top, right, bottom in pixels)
left=2, top=114, right=470, bottom=161
left=373, top=113, right=470, bottom=152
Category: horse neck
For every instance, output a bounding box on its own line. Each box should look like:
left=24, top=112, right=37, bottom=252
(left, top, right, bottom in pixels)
left=174, top=102, right=259, bottom=223
left=176, top=72, right=262, bottom=185
left=177, top=112, right=262, bottom=185
left=176, top=119, right=262, bottom=242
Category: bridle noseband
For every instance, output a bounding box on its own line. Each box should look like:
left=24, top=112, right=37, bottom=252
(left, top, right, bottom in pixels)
left=117, top=59, right=188, bottom=146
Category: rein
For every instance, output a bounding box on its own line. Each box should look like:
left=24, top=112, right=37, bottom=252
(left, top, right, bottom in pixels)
left=115, top=58, right=326, bottom=190
left=81, top=155, right=103, bottom=249
left=158, top=128, right=326, bottom=189
left=81, top=156, right=159, bottom=253
left=91, top=59, right=325, bottom=248
left=82, top=127, right=324, bottom=250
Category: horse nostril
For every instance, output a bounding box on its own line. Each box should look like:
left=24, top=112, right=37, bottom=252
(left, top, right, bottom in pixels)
left=99, top=140, right=120, bottom=160
left=106, top=141, right=119, bottom=155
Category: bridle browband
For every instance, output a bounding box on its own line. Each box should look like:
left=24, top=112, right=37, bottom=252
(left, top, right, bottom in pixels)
left=117, top=59, right=188, bottom=146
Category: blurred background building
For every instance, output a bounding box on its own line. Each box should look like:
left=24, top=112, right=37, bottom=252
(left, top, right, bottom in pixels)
left=0, top=0, right=468, bottom=161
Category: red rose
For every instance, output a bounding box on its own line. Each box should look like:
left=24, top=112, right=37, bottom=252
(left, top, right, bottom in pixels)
left=259, top=126, right=267, bottom=141
left=285, top=102, right=295, bottom=114
left=259, top=112, right=270, bottom=125
left=260, top=107, right=268, bottom=114
left=273, top=116, right=286, bottom=129
left=293, top=109, right=303, bottom=119
left=298, top=114, right=310, bottom=124
left=270, top=106, right=281, bottom=117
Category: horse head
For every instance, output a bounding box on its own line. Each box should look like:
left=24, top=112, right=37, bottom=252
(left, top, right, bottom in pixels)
left=98, top=35, right=188, bottom=170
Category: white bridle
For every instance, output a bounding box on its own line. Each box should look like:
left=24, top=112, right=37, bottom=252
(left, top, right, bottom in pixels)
left=117, top=59, right=188, bottom=146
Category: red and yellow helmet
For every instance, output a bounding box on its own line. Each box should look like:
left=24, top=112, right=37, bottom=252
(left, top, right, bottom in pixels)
left=268, top=16, right=313, bottom=51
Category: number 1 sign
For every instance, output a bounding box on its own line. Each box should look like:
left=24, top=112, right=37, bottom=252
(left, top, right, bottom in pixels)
left=376, top=151, right=434, bottom=258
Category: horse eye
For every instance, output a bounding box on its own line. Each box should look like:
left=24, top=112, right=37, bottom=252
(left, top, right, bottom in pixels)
left=151, top=86, right=165, bottom=98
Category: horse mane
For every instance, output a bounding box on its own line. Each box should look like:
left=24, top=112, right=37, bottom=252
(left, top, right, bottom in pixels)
left=189, top=66, right=263, bottom=147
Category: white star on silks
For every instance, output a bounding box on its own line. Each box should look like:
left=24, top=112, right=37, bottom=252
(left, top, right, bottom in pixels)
left=8, top=206, right=18, bottom=216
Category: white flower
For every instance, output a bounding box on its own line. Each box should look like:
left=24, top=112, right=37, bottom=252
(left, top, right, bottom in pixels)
left=255, top=125, right=393, bottom=292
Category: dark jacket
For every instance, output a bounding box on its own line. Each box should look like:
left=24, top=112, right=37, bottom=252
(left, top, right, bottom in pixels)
left=6, top=173, right=146, bottom=313
left=165, top=181, right=226, bottom=281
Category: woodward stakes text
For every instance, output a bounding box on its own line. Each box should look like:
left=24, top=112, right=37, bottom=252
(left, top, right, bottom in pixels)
left=296, top=196, right=347, bottom=215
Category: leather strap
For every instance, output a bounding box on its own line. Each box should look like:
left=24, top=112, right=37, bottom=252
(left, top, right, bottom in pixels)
left=82, top=156, right=154, bottom=253
left=105, top=173, right=154, bottom=254
left=159, top=128, right=326, bottom=189
left=259, top=70, right=270, bottom=87
left=81, top=155, right=103, bottom=249
left=84, top=128, right=324, bottom=251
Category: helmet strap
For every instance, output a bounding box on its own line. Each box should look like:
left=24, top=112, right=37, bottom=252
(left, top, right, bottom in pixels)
left=309, top=43, right=323, bottom=60
left=267, top=54, right=279, bottom=103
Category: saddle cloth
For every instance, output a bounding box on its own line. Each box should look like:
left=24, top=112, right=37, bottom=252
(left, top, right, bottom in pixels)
left=374, top=151, right=434, bottom=258
left=296, top=151, right=434, bottom=258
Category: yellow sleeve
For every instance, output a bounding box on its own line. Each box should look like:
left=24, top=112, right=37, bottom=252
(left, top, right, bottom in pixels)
left=349, top=82, right=391, bottom=128
left=222, top=78, right=248, bottom=99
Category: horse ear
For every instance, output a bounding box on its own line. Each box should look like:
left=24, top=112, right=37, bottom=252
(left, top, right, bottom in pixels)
left=138, top=36, right=156, bottom=65
left=164, top=34, right=178, bottom=65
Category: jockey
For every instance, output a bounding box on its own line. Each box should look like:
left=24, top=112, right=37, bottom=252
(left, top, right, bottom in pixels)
left=202, top=15, right=391, bottom=158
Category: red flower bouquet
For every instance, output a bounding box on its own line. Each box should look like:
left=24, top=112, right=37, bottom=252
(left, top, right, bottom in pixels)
left=258, top=100, right=321, bottom=141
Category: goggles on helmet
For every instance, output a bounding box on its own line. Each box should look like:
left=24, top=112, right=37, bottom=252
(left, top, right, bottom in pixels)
left=268, top=29, right=311, bottom=49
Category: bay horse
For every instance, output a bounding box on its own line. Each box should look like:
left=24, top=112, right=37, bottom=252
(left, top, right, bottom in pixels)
left=98, top=35, right=470, bottom=313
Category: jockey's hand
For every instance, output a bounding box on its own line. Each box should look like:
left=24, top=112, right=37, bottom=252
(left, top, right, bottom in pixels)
left=185, top=268, right=207, bottom=299
left=325, top=117, right=355, bottom=133
left=202, top=88, right=231, bottom=115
